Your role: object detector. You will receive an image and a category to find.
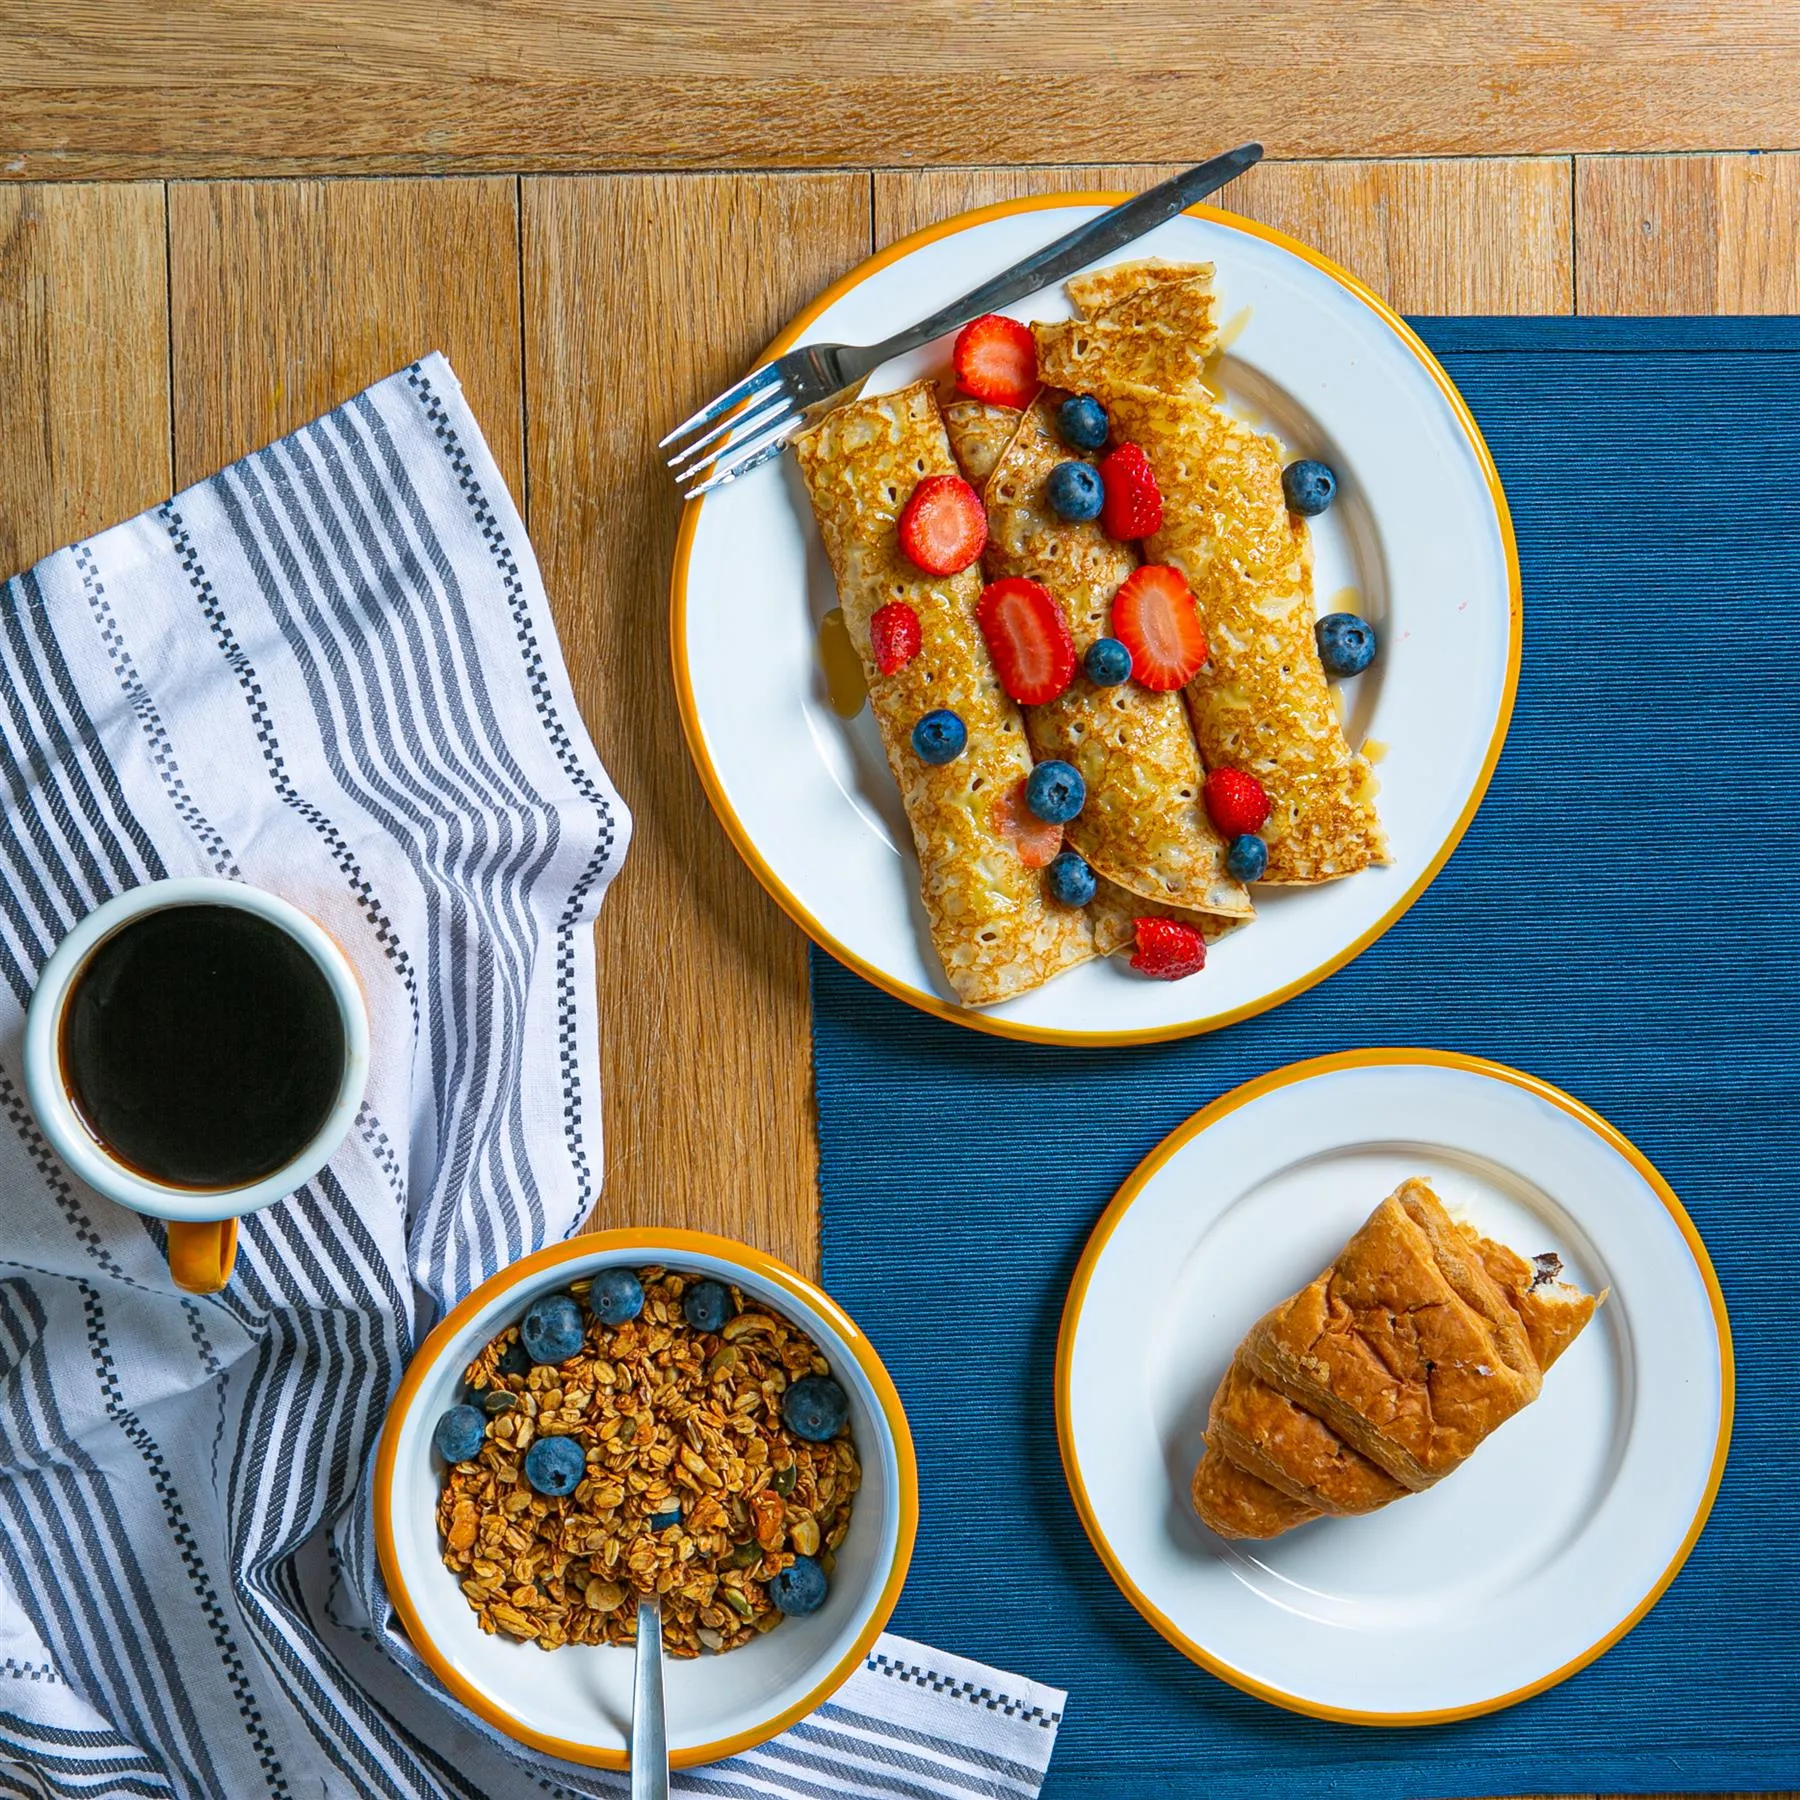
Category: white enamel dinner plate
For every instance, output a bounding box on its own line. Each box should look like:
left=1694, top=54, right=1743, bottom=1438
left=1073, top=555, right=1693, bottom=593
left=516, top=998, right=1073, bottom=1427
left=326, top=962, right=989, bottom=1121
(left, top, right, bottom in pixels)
left=1056, top=1049, right=1732, bottom=1723
left=671, top=196, right=1522, bottom=1044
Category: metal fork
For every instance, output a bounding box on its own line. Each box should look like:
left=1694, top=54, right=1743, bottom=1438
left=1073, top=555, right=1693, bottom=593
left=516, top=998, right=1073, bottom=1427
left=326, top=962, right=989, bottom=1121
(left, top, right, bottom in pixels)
left=630, top=1596, right=668, bottom=1800
left=661, top=142, right=1263, bottom=498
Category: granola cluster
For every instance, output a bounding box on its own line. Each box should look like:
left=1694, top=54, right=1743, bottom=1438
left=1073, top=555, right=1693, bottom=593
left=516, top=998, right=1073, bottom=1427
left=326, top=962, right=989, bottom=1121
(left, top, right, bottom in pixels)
left=435, top=1268, right=860, bottom=1656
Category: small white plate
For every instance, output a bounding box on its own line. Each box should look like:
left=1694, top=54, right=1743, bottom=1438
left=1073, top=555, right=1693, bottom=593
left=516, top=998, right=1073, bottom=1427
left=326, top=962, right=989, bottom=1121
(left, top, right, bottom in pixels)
left=1055, top=1050, right=1732, bottom=1723
left=671, top=196, right=1521, bottom=1044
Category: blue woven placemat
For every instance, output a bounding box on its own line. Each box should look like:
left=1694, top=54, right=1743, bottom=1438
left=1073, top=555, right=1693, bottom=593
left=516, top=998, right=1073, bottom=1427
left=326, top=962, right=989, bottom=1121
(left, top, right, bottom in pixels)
left=813, top=317, right=1800, bottom=1800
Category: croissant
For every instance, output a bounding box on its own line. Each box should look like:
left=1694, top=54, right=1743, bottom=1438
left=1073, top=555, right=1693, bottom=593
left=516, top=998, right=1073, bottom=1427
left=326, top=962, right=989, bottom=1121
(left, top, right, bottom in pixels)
left=1191, top=1178, right=1602, bottom=1541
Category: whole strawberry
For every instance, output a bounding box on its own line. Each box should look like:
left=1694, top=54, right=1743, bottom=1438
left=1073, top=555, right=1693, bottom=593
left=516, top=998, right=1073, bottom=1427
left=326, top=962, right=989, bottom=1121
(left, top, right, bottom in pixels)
left=1098, top=442, right=1164, bottom=541
left=869, top=601, right=922, bottom=676
left=1130, top=917, right=1207, bottom=980
left=1204, top=768, right=1270, bottom=839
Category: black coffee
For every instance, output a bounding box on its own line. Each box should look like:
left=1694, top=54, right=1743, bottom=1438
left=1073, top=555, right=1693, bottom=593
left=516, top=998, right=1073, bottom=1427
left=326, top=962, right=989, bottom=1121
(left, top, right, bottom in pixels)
left=60, top=903, right=346, bottom=1190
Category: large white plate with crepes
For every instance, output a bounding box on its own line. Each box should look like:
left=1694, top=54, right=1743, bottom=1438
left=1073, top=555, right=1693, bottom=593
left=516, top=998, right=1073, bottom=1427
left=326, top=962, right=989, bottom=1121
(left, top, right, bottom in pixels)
left=670, top=195, right=1521, bottom=1044
left=1056, top=1049, right=1732, bottom=1722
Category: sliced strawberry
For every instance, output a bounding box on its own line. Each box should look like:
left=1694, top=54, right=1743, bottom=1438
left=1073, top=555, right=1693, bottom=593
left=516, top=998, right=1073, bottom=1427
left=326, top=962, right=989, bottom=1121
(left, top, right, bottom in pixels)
left=1130, top=916, right=1208, bottom=980
left=992, top=780, right=1064, bottom=869
left=953, top=314, right=1040, bottom=410
left=1099, top=442, right=1164, bottom=540
left=897, top=474, right=987, bottom=575
left=977, top=577, right=1076, bottom=706
left=869, top=601, right=922, bottom=676
left=1204, top=768, right=1271, bottom=838
left=1111, top=565, right=1207, bottom=692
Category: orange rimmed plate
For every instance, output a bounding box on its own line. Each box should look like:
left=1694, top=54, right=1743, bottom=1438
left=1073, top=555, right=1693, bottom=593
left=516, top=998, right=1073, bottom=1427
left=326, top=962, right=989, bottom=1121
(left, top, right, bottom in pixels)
left=670, top=197, right=1521, bottom=1045
left=1056, top=1049, right=1732, bottom=1723
left=373, top=1229, right=917, bottom=1768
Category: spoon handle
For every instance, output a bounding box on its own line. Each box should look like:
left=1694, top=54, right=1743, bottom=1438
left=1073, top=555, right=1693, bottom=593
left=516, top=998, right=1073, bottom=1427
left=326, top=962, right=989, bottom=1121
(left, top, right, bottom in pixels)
left=630, top=1597, right=669, bottom=1800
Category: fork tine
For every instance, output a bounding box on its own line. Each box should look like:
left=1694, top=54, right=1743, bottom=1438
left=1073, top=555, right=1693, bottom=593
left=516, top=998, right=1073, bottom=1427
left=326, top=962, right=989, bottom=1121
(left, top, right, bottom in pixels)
left=658, top=363, right=783, bottom=450
left=682, top=419, right=801, bottom=500
left=677, top=402, right=799, bottom=495
left=665, top=390, right=793, bottom=475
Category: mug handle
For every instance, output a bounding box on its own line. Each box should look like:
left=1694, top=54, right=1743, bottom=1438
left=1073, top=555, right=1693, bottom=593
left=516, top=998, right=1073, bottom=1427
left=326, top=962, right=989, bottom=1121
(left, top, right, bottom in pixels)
left=167, top=1219, right=239, bottom=1294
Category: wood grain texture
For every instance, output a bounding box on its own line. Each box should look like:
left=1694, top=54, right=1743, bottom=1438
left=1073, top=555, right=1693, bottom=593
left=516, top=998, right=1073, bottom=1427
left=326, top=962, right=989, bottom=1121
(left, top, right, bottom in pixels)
left=521, top=173, right=869, bottom=1277
left=0, top=182, right=169, bottom=580
left=875, top=158, right=1574, bottom=314
left=1576, top=152, right=1800, bottom=312
left=3, top=158, right=1790, bottom=1800
left=6, top=2, right=1800, bottom=177
left=168, top=177, right=522, bottom=493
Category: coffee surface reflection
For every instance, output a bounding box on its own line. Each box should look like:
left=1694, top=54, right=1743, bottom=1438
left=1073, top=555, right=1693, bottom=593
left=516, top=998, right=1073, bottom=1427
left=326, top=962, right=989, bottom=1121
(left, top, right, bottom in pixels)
left=60, top=903, right=346, bottom=1191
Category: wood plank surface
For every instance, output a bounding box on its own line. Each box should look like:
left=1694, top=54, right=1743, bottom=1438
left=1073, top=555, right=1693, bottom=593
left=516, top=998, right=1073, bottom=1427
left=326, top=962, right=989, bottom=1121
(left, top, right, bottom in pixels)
left=875, top=158, right=1574, bottom=313
left=1, top=147, right=1793, bottom=1800
left=167, top=177, right=522, bottom=493
left=521, top=172, right=869, bottom=1278
left=0, top=182, right=169, bottom=577
left=6, top=2, right=1800, bottom=178
left=1576, top=152, right=1800, bottom=313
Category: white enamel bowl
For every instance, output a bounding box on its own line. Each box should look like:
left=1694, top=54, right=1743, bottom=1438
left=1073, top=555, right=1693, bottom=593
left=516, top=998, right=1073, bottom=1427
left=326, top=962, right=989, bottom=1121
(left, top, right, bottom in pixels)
left=375, top=1230, right=917, bottom=1768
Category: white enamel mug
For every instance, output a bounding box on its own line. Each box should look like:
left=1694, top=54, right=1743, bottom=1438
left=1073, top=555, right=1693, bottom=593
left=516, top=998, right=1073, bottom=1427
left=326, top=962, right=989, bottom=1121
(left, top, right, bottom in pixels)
left=23, top=878, right=370, bottom=1293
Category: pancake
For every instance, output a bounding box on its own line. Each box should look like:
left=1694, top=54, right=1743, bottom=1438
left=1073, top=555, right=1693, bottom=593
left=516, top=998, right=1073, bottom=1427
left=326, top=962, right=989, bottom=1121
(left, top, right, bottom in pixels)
left=1066, top=256, right=1213, bottom=321
left=794, top=382, right=1100, bottom=1005
left=1035, top=265, right=1388, bottom=884
left=1087, top=880, right=1244, bottom=958
left=965, top=396, right=1250, bottom=919
left=941, top=398, right=1022, bottom=486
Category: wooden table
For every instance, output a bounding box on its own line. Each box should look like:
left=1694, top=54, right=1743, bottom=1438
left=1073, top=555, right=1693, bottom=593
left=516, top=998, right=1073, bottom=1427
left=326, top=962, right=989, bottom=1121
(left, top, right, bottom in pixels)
left=2, top=8, right=1792, bottom=1797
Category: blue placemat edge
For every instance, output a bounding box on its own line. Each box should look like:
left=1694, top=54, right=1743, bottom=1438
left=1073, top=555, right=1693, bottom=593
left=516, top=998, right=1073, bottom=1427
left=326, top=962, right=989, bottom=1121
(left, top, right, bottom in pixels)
left=1408, top=313, right=1800, bottom=352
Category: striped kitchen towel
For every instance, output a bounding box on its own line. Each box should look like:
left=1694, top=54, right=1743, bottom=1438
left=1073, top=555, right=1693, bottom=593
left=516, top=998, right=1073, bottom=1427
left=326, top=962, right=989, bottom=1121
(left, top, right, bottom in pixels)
left=0, top=354, right=1064, bottom=1799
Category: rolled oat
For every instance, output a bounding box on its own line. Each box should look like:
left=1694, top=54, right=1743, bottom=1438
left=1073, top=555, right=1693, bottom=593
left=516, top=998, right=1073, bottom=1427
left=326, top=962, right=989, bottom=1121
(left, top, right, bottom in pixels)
left=435, top=1268, right=860, bottom=1657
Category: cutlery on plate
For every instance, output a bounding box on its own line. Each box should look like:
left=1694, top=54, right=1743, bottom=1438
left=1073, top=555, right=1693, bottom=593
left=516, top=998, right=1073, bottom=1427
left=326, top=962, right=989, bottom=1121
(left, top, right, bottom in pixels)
left=661, top=142, right=1264, bottom=498
left=631, top=1596, right=669, bottom=1800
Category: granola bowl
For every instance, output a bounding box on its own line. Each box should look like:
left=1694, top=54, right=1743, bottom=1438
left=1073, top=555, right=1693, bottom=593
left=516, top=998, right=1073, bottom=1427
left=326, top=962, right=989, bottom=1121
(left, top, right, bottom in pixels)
left=373, top=1229, right=917, bottom=1770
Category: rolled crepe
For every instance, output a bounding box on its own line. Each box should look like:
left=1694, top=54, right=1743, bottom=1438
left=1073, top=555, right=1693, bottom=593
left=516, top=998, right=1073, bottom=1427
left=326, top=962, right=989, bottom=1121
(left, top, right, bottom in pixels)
left=794, top=381, right=1099, bottom=1006
left=1035, top=266, right=1388, bottom=884
left=950, top=396, right=1250, bottom=919
left=941, top=399, right=1022, bottom=486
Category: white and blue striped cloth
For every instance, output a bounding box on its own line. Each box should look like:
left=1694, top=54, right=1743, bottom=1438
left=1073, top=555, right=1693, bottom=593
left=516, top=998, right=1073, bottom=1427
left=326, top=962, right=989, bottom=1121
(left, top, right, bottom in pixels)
left=0, top=355, right=1065, bottom=1799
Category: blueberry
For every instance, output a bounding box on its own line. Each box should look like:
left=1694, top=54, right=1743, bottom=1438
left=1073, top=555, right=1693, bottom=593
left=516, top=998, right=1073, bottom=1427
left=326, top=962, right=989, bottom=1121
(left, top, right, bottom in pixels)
left=1282, top=458, right=1336, bottom=516
left=520, top=1292, right=585, bottom=1366
left=1226, top=834, right=1268, bottom=882
left=522, top=1434, right=586, bottom=1497
left=649, top=1503, right=682, bottom=1531
left=1315, top=612, right=1377, bottom=678
left=782, top=1374, right=849, bottom=1443
left=588, top=1266, right=644, bottom=1326
left=496, top=1337, right=531, bottom=1377
left=432, top=1404, right=486, bottom=1464
left=683, top=1280, right=734, bottom=1333
left=911, top=710, right=967, bottom=765
left=1045, top=850, right=1097, bottom=907
left=1057, top=394, right=1110, bottom=453
left=1084, top=636, right=1132, bottom=685
left=768, top=1555, right=829, bottom=1617
left=1046, top=460, right=1103, bottom=523
left=1025, top=759, right=1085, bottom=825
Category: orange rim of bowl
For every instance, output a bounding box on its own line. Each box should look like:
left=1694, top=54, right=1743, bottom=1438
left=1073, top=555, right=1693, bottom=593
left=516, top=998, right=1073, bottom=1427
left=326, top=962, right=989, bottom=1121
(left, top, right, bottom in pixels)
left=668, top=193, right=1525, bottom=1046
left=1053, top=1046, right=1735, bottom=1725
left=373, top=1228, right=919, bottom=1770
